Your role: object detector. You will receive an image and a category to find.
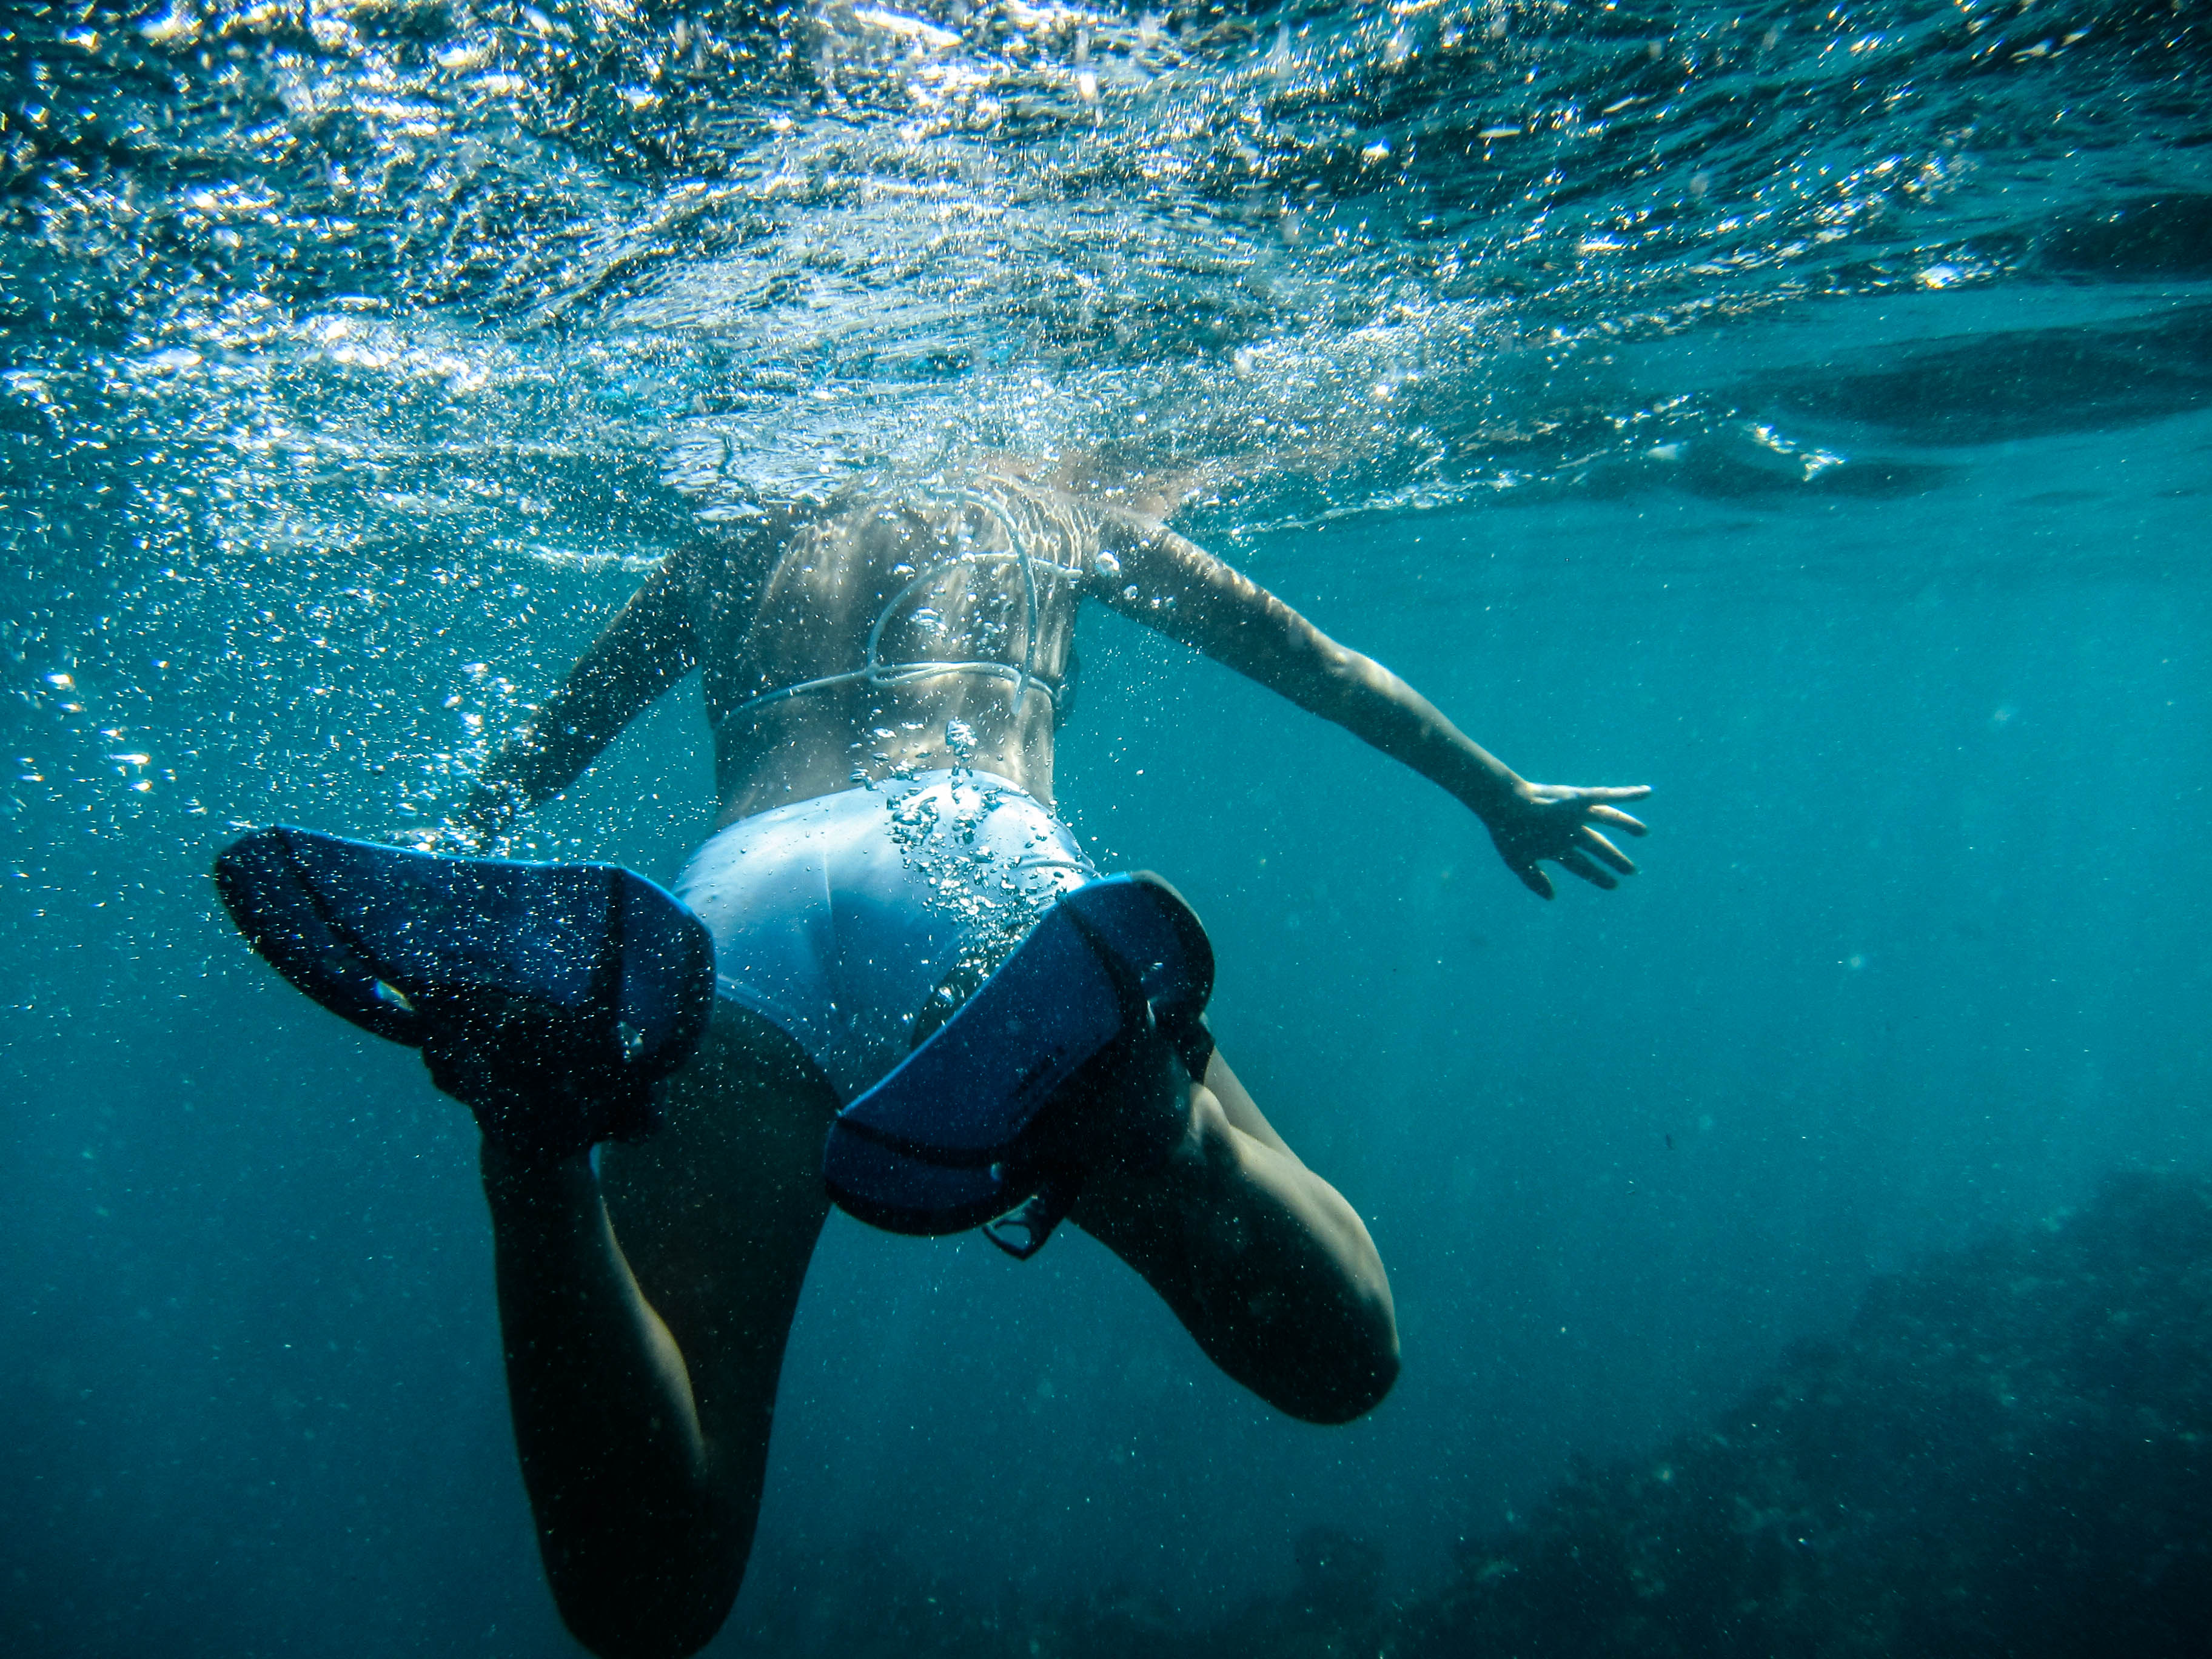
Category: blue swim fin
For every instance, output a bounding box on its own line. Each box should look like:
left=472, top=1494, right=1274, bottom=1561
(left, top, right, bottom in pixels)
left=213, top=825, right=714, bottom=1164
left=823, top=873, right=1215, bottom=1256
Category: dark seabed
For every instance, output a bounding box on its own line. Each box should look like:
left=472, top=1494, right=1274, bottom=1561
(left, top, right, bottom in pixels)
left=730, top=1170, right=2212, bottom=1657
left=4, top=0, right=2211, bottom=1654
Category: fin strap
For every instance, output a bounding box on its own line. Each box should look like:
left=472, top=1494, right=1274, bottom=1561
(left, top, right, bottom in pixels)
left=982, top=1171, right=1082, bottom=1260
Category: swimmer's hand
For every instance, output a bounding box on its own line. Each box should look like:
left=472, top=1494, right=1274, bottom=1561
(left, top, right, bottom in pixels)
left=1482, top=783, right=1651, bottom=899
left=422, top=777, right=530, bottom=857
left=403, top=820, right=492, bottom=857
left=401, top=796, right=516, bottom=858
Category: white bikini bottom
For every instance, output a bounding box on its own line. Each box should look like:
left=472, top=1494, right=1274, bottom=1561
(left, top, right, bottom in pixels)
left=671, top=769, right=1097, bottom=1103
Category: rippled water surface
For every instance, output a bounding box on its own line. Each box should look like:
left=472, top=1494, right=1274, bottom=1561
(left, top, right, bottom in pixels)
left=6, top=1, right=2212, bottom=1654
left=6, top=0, right=2208, bottom=835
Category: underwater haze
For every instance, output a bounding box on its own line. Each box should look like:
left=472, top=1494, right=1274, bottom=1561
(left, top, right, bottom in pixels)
left=5, top=0, right=2212, bottom=1653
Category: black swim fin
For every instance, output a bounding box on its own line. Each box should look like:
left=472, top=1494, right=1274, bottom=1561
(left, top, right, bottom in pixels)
left=213, top=825, right=715, bottom=1164
left=823, top=873, right=1215, bottom=1257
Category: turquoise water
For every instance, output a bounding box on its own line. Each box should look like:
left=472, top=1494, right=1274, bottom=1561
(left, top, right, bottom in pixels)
left=5, top=1, right=2211, bottom=1653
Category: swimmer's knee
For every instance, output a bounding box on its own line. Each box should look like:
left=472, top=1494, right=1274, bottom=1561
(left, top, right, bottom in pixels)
left=555, top=1586, right=737, bottom=1659
left=546, top=1541, right=742, bottom=1659
left=1284, top=1311, right=1401, bottom=1426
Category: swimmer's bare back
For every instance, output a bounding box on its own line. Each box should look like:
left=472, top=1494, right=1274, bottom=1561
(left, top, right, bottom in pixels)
left=457, top=463, right=1650, bottom=893
left=442, top=465, right=1651, bottom=1659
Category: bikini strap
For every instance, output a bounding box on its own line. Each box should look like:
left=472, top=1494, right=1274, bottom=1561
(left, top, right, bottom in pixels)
left=717, top=484, right=1092, bottom=727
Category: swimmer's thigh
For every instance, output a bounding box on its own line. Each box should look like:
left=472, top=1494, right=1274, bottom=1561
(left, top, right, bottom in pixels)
left=1076, top=1048, right=1400, bottom=1423
left=598, top=1000, right=842, bottom=1501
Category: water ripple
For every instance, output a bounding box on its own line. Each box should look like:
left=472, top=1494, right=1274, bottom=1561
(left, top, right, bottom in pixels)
left=3, top=0, right=2208, bottom=541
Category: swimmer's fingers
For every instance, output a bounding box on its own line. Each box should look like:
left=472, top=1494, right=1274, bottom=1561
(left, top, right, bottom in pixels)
left=1528, top=783, right=1652, bottom=805
left=1556, top=847, right=1620, bottom=891
left=1489, top=785, right=1649, bottom=898
left=1584, top=804, right=1649, bottom=837
left=1578, top=826, right=1638, bottom=876
left=1523, top=785, right=1651, bottom=833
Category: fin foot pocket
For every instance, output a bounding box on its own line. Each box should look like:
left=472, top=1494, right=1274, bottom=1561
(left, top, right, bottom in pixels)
left=213, top=825, right=714, bottom=1164
left=824, top=871, right=1214, bottom=1252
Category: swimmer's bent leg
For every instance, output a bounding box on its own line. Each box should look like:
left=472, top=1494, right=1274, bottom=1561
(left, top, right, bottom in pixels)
left=484, top=1002, right=840, bottom=1659
left=1072, top=1050, right=1401, bottom=1426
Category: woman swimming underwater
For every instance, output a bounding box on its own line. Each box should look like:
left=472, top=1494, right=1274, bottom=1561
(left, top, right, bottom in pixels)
left=218, top=455, right=1648, bottom=1658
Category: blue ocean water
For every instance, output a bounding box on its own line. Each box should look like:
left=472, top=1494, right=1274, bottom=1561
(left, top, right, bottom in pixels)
left=3, top=1, right=2210, bottom=1654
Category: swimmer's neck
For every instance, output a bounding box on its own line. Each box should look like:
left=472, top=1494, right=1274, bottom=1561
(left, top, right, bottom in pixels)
left=712, top=691, right=1057, bottom=826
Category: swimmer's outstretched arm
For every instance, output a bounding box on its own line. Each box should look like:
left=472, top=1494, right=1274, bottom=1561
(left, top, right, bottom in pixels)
left=1096, top=518, right=1649, bottom=897
left=448, top=549, right=702, bottom=846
